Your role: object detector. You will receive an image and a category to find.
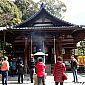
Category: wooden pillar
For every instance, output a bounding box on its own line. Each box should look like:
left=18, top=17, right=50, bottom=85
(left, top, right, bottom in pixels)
left=24, top=37, right=28, bottom=73
left=43, top=40, right=45, bottom=63
left=56, top=42, right=59, bottom=57
left=54, top=36, right=56, bottom=63
left=31, top=35, right=32, bottom=56
left=27, top=35, right=32, bottom=71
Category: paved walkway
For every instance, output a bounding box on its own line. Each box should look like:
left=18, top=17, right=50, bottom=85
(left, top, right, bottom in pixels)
left=0, top=72, right=85, bottom=85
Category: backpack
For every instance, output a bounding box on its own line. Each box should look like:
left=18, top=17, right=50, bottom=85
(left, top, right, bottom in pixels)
left=1, top=61, right=8, bottom=71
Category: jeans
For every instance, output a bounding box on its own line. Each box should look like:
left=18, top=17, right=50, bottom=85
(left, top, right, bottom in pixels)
left=38, top=76, right=45, bottom=85
left=55, top=82, right=63, bottom=85
left=2, top=70, right=8, bottom=85
left=72, top=68, right=78, bottom=82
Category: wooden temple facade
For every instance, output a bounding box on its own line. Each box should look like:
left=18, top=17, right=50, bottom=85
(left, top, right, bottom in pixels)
left=0, top=4, right=85, bottom=73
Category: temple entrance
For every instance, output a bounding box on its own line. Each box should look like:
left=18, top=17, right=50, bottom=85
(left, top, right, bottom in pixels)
left=1, top=4, right=85, bottom=74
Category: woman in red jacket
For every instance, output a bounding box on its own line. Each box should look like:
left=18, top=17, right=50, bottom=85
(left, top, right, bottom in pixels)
left=53, top=56, right=66, bottom=85
left=35, top=57, right=46, bottom=85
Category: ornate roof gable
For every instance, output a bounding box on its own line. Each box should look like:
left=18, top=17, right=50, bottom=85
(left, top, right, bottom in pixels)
left=15, top=4, right=75, bottom=28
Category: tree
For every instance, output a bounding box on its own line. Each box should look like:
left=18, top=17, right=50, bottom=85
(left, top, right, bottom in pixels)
left=38, top=0, right=66, bottom=19
left=0, top=0, right=22, bottom=26
left=15, top=0, right=66, bottom=21
left=15, top=0, right=39, bottom=21
left=77, top=40, right=85, bottom=55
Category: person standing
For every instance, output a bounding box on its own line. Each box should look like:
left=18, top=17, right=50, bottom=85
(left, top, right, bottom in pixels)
left=53, top=56, right=66, bottom=85
left=71, top=55, right=78, bottom=82
left=17, top=58, right=24, bottom=84
left=0, top=58, right=2, bottom=74
left=29, top=57, right=35, bottom=83
left=12, top=58, right=16, bottom=76
left=1, top=57, right=9, bottom=85
left=35, top=57, right=46, bottom=85
left=9, top=59, right=13, bottom=76
left=18, top=59, right=24, bottom=83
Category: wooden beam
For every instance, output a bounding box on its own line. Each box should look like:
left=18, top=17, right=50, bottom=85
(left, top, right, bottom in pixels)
left=61, top=43, right=74, bottom=45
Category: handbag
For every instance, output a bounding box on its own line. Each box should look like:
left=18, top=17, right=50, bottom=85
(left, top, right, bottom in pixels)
left=62, top=73, right=67, bottom=81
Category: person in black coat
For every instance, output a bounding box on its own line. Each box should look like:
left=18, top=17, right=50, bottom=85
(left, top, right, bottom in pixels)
left=17, top=58, right=24, bottom=83
left=71, top=55, right=78, bottom=82
left=29, top=57, right=35, bottom=83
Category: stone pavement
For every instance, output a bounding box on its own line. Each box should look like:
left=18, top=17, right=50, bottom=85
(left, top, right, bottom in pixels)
left=0, top=72, right=85, bottom=85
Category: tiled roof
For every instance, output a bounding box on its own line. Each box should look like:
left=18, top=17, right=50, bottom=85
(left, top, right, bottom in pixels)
left=15, top=5, right=75, bottom=28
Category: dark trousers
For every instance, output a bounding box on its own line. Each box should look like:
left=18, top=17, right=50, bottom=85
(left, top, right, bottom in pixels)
left=55, top=82, right=63, bottom=85
left=2, top=71, right=8, bottom=85
left=30, top=69, right=34, bottom=83
left=18, top=73, right=23, bottom=83
left=38, top=76, right=45, bottom=85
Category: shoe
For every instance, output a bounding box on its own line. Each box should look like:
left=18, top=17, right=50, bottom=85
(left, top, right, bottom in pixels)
left=31, top=80, right=33, bottom=83
left=76, top=80, right=78, bottom=82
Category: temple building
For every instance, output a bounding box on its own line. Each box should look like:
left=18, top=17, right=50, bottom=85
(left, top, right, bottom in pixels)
left=0, top=4, right=85, bottom=73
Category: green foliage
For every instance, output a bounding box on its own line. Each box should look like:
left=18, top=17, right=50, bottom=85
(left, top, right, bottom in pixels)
left=0, top=0, right=66, bottom=26
left=15, top=0, right=39, bottom=21
left=38, top=0, right=66, bottom=19
left=0, top=0, right=22, bottom=26
left=77, top=40, right=85, bottom=55
left=0, top=42, right=12, bottom=57
left=15, top=0, right=66, bottom=21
